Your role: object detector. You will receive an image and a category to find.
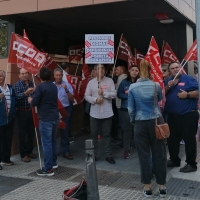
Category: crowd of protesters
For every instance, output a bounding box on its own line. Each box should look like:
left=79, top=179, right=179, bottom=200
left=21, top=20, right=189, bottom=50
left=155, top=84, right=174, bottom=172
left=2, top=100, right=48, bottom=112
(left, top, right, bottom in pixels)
left=0, top=59, right=199, bottom=197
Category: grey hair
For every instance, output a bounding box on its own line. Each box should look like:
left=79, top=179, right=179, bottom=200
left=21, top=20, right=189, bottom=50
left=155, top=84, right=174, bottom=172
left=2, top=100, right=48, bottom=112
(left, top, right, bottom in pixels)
left=53, top=68, right=63, bottom=74
left=0, top=70, right=6, bottom=77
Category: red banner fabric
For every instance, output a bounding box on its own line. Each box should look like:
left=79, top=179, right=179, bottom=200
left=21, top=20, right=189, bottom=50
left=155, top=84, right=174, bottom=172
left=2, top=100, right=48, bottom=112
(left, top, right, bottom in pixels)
left=135, top=48, right=144, bottom=66
left=145, top=37, right=166, bottom=108
left=161, top=42, right=179, bottom=64
left=183, top=40, right=197, bottom=62
left=117, top=35, right=131, bottom=62
left=68, top=45, right=84, bottom=62
left=8, top=33, right=46, bottom=75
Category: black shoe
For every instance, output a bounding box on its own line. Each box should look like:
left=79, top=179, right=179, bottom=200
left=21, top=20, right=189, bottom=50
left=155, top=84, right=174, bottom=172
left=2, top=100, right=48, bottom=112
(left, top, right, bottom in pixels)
left=0, top=165, right=2, bottom=170
left=1, top=161, right=14, bottom=166
left=180, top=164, right=197, bottom=173
left=36, top=168, right=54, bottom=176
left=158, top=187, right=167, bottom=197
left=143, top=188, right=152, bottom=197
left=106, top=157, right=115, bottom=164
left=167, top=160, right=180, bottom=167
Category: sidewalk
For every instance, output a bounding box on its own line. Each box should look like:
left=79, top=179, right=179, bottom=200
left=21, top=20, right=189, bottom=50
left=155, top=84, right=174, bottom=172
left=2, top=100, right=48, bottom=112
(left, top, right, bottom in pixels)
left=1, top=132, right=200, bottom=200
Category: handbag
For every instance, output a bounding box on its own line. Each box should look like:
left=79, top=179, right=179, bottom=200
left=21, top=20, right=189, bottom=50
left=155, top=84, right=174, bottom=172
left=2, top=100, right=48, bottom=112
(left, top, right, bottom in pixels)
left=63, top=180, right=87, bottom=200
left=154, top=84, right=170, bottom=140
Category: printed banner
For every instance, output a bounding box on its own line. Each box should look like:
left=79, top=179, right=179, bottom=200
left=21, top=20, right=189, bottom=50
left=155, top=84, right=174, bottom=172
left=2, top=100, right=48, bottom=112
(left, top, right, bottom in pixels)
left=85, top=34, right=114, bottom=64
left=135, top=48, right=144, bottom=66
left=161, top=42, right=179, bottom=64
left=68, top=45, right=85, bottom=63
left=8, top=33, right=46, bottom=75
left=145, top=36, right=165, bottom=108
left=183, top=39, right=197, bottom=62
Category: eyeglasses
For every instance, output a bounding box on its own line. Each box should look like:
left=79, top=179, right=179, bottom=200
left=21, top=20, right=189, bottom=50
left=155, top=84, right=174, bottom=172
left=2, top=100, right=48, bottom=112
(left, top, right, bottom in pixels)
left=162, top=69, right=167, bottom=72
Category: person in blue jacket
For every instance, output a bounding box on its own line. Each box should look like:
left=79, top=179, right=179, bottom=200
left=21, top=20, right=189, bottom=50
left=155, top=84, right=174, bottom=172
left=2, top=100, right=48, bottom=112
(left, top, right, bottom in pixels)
left=0, top=70, right=15, bottom=170
left=117, top=65, right=139, bottom=159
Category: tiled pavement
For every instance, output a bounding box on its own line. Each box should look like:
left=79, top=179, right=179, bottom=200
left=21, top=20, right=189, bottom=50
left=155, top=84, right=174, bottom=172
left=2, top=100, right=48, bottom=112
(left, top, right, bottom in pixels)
left=1, top=132, right=200, bottom=200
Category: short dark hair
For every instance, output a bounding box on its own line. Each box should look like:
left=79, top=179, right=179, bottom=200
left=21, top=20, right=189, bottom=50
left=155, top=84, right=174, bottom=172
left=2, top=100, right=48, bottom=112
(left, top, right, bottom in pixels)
left=39, top=67, right=51, bottom=81
left=168, top=61, right=180, bottom=69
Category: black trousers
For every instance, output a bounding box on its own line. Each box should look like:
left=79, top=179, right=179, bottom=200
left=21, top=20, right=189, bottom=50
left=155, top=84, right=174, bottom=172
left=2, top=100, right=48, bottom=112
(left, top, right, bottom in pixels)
left=134, top=119, right=167, bottom=185
left=17, top=110, right=35, bottom=158
left=0, top=119, right=14, bottom=162
left=167, top=111, right=199, bottom=168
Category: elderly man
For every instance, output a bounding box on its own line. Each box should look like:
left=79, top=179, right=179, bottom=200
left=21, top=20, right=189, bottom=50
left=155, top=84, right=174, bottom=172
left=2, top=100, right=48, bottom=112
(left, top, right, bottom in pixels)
left=13, top=68, right=36, bottom=162
left=0, top=70, right=15, bottom=169
left=85, top=64, right=116, bottom=164
left=165, top=61, right=199, bottom=173
left=29, top=67, right=59, bottom=176
left=53, top=68, right=74, bottom=160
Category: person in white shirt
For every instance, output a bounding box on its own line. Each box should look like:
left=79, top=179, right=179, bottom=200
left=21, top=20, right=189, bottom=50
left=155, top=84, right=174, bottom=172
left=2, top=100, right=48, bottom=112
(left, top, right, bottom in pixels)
left=85, top=64, right=116, bottom=164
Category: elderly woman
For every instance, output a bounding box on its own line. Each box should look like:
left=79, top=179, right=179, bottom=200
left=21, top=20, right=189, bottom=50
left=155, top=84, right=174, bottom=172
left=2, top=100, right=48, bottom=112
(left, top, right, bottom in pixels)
left=128, top=60, right=167, bottom=197
left=0, top=70, right=15, bottom=170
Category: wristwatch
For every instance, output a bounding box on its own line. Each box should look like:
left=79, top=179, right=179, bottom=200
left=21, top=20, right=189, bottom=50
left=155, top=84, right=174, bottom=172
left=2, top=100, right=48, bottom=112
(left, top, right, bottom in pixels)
left=187, top=92, right=190, bottom=98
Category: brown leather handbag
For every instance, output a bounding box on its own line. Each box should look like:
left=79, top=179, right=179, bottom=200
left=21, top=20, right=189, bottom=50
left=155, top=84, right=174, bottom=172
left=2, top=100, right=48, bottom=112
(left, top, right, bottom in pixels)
left=154, top=84, right=170, bottom=140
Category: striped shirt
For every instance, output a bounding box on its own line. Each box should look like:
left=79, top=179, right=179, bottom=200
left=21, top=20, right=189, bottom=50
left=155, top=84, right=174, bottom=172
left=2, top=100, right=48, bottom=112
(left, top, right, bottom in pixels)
left=0, top=85, right=11, bottom=113
left=85, top=76, right=116, bottom=119
left=13, top=79, right=34, bottom=109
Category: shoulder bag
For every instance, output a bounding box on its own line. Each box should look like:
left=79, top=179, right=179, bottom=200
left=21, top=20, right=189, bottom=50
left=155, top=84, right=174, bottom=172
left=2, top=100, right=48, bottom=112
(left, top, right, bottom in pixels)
left=154, top=84, right=170, bottom=140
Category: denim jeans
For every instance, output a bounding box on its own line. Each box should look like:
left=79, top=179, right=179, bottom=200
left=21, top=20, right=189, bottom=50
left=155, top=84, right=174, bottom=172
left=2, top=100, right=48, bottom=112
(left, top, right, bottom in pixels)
left=120, top=109, right=133, bottom=151
left=134, top=119, right=167, bottom=185
left=39, top=120, right=59, bottom=171
left=90, top=116, right=112, bottom=157
left=60, top=106, right=71, bottom=155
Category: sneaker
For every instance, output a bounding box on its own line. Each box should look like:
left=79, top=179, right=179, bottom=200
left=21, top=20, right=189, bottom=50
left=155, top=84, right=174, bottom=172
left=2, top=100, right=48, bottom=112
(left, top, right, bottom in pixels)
left=180, top=140, right=185, bottom=145
left=0, top=165, right=2, bottom=170
left=127, top=150, right=131, bottom=156
left=53, top=165, right=58, bottom=169
left=36, top=168, right=54, bottom=176
left=180, top=164, right=197, bottom=173
left=143, top=188, right=152, bottom=197
left=1, top=161, right=14, bottom=166
left=158, top=187, right=167, bottom=197
left=123, top=150, right=129, bottom=159
left=69, top=139, right=74, bottom=144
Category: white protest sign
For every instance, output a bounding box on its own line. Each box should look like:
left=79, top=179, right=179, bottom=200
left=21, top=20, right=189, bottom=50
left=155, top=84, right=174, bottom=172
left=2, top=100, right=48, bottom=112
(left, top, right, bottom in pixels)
left=85, top=34, right=114, bottom=64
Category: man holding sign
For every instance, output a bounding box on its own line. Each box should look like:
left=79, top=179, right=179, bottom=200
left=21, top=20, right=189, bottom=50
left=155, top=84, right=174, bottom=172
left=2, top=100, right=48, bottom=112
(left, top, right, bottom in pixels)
left=85, top=64, right=116, bottom=164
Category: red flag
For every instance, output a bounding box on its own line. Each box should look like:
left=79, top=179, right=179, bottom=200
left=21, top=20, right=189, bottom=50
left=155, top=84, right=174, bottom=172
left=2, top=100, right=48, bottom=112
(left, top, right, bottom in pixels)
left=117, top=35, right=131, bottom=62
left=183, top=40, right=197, bottom=62
left=8, top=33, right=46, bottom=75
left=128, top=47, right=136, bottom=69
left=161, top=42, right=180, bottom=64
left=135, top=48, right=144, bottom=66
left=68, top=45, right=84, bottom=62
left=145, top=37, right=166, bottom=108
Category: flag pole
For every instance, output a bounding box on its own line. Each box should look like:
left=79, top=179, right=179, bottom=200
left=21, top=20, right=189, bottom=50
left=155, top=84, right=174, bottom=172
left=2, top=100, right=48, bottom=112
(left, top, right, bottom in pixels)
left=173, top=53, right=193, bottom=81
left=75, top=60, right=80, bottom=76
left=31, top=74, right=42, bottom=170
left=3, top=63, right=9, bottom=87
left=160, top=40, right=165, bottom=60
left=112, top=33, right=123, bottom=78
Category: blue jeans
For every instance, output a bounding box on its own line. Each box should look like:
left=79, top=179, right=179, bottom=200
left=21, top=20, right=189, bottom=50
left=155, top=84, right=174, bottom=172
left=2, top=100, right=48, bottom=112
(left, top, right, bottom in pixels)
left=60, top=106, right=71, bottom=155
left=39, top=120, right=59, bottom=171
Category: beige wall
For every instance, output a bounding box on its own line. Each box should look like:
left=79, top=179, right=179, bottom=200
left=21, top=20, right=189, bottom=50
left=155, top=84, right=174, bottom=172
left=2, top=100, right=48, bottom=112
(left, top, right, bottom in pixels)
left=0, top=0, right=124, bottom=15
left=165, top=0, right=195, bottom=23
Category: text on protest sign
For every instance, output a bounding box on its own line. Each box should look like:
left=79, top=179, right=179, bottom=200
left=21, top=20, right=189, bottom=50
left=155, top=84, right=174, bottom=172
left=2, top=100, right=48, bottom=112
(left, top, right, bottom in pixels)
left=85, top=34, right=114, bottom=64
